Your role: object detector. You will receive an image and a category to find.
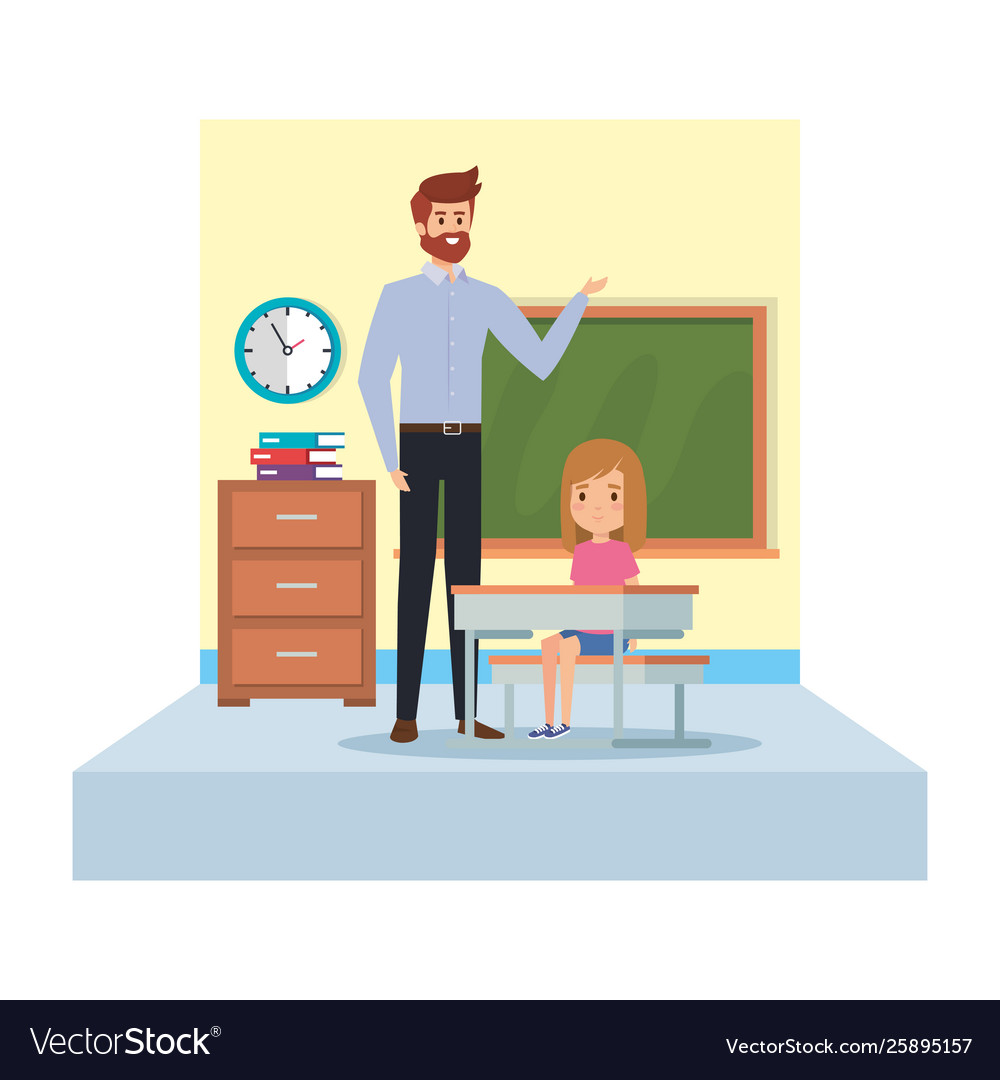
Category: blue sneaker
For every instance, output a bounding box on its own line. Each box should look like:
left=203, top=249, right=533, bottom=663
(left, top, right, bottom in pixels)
left=545, top=724, right=570, bottom=739
left=528, top=724, right=550, bottom=739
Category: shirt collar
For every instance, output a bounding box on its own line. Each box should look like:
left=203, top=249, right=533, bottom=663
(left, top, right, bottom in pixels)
left=421, top=261, right=468, bottom=285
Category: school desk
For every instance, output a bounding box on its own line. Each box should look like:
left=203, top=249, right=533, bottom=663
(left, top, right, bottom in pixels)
left=450, top=585, right=706, bottom=748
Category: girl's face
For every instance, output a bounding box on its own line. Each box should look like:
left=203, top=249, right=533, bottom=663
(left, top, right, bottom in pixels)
left=569, top=468, right=625, bottom=540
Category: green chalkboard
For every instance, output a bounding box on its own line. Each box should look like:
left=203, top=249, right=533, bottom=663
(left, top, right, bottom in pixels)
left=478, top=316, right=757, bottom=540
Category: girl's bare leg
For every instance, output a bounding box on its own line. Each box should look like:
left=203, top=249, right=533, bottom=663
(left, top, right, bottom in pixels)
left=541, top=633, right=562, bottom=727
left=559, top=634, right=582, bottom=727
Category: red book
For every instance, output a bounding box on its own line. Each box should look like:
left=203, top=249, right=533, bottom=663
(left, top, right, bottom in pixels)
left=250, top=448, right=338, bottom=465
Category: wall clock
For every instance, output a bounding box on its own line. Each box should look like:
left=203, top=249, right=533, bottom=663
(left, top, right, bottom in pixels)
left=234, top=297, right=342, bottom=403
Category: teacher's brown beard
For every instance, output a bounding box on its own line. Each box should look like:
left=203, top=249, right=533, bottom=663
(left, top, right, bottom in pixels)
left=419, top=230, right=471, bottom=263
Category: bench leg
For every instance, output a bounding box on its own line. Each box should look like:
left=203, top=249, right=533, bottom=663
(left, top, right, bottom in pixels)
left=504, top=684, right=515, bottom=739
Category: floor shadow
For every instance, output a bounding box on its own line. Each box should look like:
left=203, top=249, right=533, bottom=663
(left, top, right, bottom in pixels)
left=339, top=728, right=761, bottom=760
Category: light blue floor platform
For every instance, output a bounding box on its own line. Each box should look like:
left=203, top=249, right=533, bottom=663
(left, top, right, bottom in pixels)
left=73, top=684, right=926, bottom=880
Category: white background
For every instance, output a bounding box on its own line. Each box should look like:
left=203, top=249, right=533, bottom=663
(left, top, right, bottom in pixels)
left=2, top=1, right=997, bottom=1000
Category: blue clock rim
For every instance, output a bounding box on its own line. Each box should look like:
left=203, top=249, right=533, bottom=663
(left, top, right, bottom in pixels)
left=234, top=296, right=342, bottom=404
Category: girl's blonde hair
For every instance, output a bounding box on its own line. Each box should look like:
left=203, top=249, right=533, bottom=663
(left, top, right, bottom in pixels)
left=559, top=438, right=647, bottom=553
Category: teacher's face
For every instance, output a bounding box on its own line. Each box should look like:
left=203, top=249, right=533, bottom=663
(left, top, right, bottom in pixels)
left=415, top=200, right=472, bottom=262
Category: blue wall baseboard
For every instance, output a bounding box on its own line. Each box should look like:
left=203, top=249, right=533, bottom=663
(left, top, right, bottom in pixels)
left=201, top=649, right=800, bottom=686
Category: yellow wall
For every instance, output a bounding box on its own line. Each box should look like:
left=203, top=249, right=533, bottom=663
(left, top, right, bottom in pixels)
left=200, top=120, right=799, bottom=651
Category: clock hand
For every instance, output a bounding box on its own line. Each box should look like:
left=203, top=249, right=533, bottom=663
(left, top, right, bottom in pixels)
left=290, top=339, right=305, bottom=349
left=271, top=323, right=288, bottom=348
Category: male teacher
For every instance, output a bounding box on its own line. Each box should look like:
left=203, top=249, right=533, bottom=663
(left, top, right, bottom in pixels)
left=359, top=166, right=606, bottom=742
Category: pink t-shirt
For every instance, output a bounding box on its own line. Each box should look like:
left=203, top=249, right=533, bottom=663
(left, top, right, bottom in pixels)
left=569, top=540, right=640, bottom=633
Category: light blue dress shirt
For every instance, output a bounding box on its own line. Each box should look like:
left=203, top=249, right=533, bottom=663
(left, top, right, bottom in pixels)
left=358, top=262, right=589, bottom=472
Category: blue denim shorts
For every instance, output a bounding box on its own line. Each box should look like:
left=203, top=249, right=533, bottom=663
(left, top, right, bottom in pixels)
left=560, top=631, right=631, bottom=657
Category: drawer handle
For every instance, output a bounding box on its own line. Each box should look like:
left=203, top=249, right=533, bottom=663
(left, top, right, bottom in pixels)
left=275, top=582, right=318, bottom=589
left=276, top=513, right=317, bottom=520
left=276, top=651, right=318, bottom=658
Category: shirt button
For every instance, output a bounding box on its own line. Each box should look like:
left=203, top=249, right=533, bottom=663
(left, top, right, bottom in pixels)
left=450, top=292, right=455, bottom=296
left=450, top=391, right=455, bottom=396
left=450, top=316, right=455, bottom=321
left=450, top=366, right=455, bottom=371
left=450, top=341, right=455, bottom=346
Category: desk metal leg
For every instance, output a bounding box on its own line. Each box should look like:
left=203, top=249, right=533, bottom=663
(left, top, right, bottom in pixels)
left=448, top=628, right=528, bottom=747
left=464, top=630, right=477, bottom=743
left=611, top=683, right=712, bottom=749
left=613, top=630, right=624, bottom=741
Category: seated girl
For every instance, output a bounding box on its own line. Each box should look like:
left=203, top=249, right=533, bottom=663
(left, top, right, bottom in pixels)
left=529, top=438, right=647, bottom=739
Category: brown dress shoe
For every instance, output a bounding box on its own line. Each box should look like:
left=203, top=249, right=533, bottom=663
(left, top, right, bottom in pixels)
left=456, top=718, right=504, bottom=739
left=390, top=718, right=418, bottom=743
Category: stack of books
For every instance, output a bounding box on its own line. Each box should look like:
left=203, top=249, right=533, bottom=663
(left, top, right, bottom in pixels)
left=251, top=432, right=345, bottom=480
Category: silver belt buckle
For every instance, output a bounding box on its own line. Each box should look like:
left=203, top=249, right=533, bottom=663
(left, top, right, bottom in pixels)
left=443, top=422, right=462, bottom=435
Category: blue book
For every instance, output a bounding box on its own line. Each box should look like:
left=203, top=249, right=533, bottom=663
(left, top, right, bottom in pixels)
left=258, top=432, right=345, bottom=449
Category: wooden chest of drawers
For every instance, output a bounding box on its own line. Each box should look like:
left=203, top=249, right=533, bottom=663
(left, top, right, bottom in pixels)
left=217, top=480, right=376, bottom=707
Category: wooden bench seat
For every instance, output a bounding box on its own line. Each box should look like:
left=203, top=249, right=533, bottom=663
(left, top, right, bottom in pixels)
left=488, top=653, right=710, bottom=688
left=487, top=654, right=711, bottom=748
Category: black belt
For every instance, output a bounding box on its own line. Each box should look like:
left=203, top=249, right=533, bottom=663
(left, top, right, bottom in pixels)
left=400, top=423, right=481, bottom=434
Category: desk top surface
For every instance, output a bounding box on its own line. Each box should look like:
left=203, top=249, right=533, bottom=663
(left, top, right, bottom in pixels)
left=451, top=585, right=699, bottom=595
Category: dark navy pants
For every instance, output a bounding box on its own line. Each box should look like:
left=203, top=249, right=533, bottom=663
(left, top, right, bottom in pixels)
left=396, top=431, right=481, bottom=722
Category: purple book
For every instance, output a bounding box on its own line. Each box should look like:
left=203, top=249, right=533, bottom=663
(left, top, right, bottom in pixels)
left=256, top=464, right=343, bottom=481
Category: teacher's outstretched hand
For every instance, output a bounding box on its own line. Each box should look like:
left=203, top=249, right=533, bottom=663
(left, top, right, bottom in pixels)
left=581, top=276, right=608, bottom=295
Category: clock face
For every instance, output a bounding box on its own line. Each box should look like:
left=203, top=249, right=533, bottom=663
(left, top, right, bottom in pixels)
left=234, top=297, right=342, bottom=403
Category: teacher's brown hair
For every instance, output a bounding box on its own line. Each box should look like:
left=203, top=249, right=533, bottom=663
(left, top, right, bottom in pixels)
left=410, top=165, right=482, bottom=226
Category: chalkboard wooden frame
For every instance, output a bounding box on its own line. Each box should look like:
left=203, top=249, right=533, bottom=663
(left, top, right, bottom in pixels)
left=485, top=304, right=769, bottom=555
